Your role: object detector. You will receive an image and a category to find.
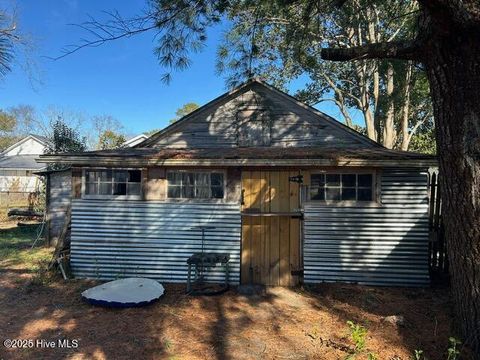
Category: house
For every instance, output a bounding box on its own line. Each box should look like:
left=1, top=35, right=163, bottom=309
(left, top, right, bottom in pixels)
left=0, top=134, right=48, bottom=205
left=38, top=79, right=437, bottom=286
left=122, top=133, right=149, bottom=148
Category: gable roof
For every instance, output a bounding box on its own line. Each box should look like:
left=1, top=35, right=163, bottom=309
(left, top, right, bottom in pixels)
left=138, top=78, right=382, bottom=149
left=37, top=79, right=437, bottom=168
left=1, top=134, right=49, bottom=156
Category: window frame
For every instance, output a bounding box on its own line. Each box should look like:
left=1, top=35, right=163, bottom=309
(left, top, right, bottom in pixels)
left=81, top=167, right=143, bottom=200
left=308, top=169, right=380, bottom=206
left=166, top=169, right=227, bottom=201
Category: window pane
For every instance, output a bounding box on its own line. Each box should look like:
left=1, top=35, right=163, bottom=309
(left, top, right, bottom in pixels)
left=358, top=188, right=373, bottom=201
left=168, top=186, right=181, bottom=198
left=196, top=186, right=210, bottom=198
left=113, top=183, right=127, bottom=195
left=211, top=173, right=224, bottom=186
left=85, top=183, right=97, bottom=195
left=358, top=174, right=373, bottom=187
left=342, top=188, right=356, bottom=201
left=167, top=171, right=224, bottom=199
left=128, top=170, right=141, bottom=183
left=167, top=172, right=182, bottom=185
left=94, top=170, right=112, bottom=182
left=195, top=173, right=209, bottom=186
left=311, top=174, right=325, bottom=187
left=113, top=170, right=128, bottom=183
left=183, top=173, right=195, bottom=186
left=182, top=186, right=194, bottom=198
left=211, top=186, right=224, bottom=199
left=310, top=187, right=325, bottom=200
left=99, top=182, right=111, bottom=195
left=85, top=170, right=93, bottom=182
left=127, top=183, right=141, bottom=195
left=342, top=174, right=356, bottom=187
left=326, top=188, right=341, bottom=201
left=326, top=174, right=340, bottom=186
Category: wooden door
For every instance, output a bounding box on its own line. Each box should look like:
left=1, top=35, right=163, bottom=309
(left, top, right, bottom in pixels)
left=241, top=170, right=302, bottom=286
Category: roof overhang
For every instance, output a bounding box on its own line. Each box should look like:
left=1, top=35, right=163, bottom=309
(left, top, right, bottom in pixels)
left=37, top=155, right=438, bottom=168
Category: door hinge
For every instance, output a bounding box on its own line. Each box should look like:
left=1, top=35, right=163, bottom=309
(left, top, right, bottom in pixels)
left=289, top=175, right=303, bottom=184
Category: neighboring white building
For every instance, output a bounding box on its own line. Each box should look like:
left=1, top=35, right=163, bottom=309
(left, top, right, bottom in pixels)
left=122, top=133, right=149, bottom=148
left=0, top=135, right=48, bottom=193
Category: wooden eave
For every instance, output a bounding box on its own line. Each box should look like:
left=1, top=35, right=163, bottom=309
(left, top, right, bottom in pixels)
left=36, top=154, right=437, bottom=168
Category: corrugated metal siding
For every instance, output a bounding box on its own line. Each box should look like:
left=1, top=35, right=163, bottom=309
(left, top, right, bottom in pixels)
left=304, top=168, right=430, bottom=286
left=70, top=200, right=241, bottom=283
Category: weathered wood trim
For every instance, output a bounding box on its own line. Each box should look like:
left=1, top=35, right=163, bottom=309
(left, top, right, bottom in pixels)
left=144, top=167, right=166, bottom=200
left=38, top=156, right=438, bottom=168
left=46, top=170, right=72, bottom=246
left=45, top=173, right=51, bottom=246
left=72, top=168, right=82, bottom=199
left=226, top=167, right=242, bottom=203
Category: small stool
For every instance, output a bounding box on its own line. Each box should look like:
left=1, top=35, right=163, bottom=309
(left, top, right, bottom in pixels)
left=186, top=252, right=230, bottom=295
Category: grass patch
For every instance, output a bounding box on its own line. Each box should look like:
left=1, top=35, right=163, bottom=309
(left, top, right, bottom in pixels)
left=0, top=224, right=53, bottom=271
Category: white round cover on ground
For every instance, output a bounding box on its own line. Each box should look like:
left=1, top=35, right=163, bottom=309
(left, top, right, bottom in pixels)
left=82, top=278, right=165, bottom=308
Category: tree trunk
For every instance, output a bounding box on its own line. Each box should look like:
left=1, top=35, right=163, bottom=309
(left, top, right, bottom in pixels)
left=400, top=61, right=412, bottom=151
left=383, top=62, right=396, bottom=148
left=425, top=29, right=480, bottom=355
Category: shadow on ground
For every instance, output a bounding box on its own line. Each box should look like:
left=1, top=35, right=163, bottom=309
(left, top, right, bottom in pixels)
left=0, top=269, right=469, bottom=360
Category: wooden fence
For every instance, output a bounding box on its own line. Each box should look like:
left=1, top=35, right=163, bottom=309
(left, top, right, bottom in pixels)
left=428, top=171, right=448, bottom=275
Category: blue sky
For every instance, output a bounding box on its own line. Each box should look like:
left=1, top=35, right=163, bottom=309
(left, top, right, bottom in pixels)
left=0, top=0, right=346, bottom=136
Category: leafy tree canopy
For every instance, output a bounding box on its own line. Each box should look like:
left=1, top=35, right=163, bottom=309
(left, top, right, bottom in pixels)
left=61, top=1, right=435, bottom=153
left=0, top=109, right=17, bottom=150
left=45, top=118, right=87, bottom=155
left=98, top=130, right=126, bottom=150
left=145, top=102, right=201, bottom=135
left=0, top=109, right=15, bottom=132
left=170, top=102, right=200, bottom=123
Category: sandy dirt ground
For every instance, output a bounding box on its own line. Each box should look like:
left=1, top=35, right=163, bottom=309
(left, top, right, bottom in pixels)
left=0, top=266, right=469, bottom=360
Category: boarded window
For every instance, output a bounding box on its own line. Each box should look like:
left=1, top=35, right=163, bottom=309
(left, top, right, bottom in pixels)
left=84, top=169, right=142, bottom=198
left=310, top=173, right=374, bottom=202
left=167, top=171, right=224, bottom=199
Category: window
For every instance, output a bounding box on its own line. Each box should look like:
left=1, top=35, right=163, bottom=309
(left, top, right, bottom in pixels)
left=84, top=169, right=142, bottom=198
left=167, top=171, right=224, bottom=199
left=310, top=173, right=374, bottom=202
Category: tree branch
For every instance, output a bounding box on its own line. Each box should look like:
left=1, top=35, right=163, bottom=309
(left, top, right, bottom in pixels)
left=321, top=40, right=421, bottom=61
left=49, top=4, right=192, bottom=61
left=407, top=109, right=432, bottom=144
